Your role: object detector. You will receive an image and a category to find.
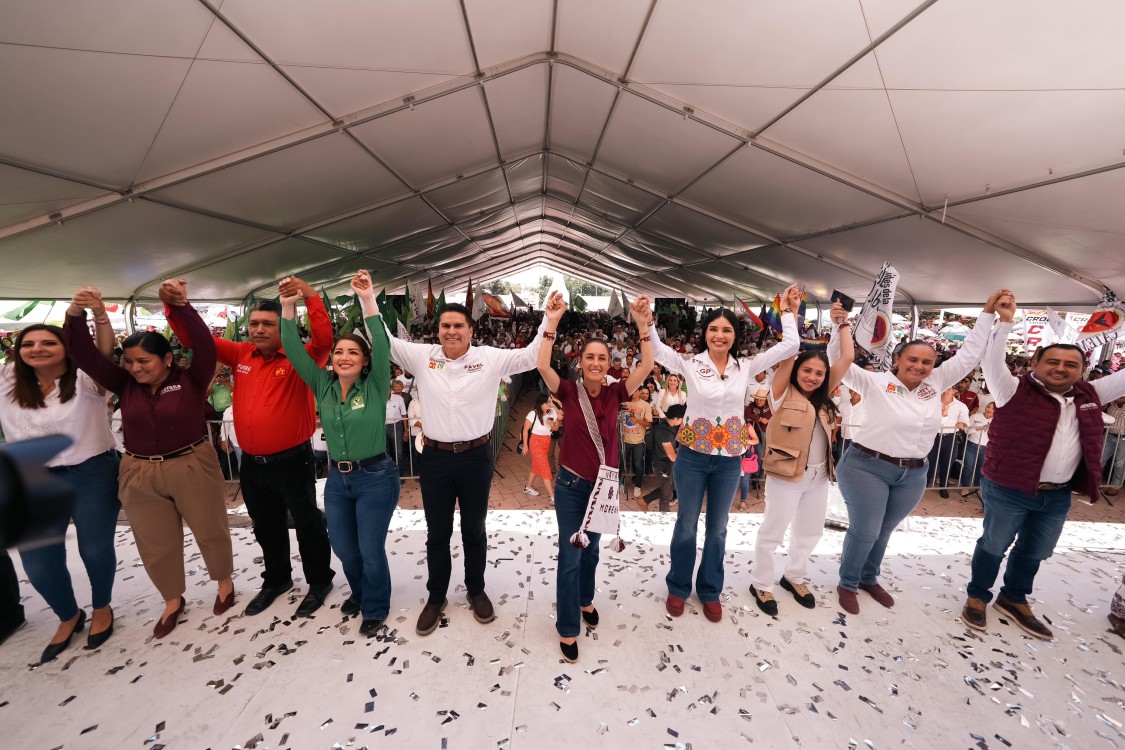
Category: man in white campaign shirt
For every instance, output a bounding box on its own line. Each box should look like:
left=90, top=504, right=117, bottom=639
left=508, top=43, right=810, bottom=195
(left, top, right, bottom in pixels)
left=382, top=300, right=546, bottom=636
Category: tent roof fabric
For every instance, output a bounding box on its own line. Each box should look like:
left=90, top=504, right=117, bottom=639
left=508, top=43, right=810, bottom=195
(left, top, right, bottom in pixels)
left=1, top=0, right=1121, bottom=308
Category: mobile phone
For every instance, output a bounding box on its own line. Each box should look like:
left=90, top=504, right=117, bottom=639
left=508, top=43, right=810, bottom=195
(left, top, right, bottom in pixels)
left=831, top=289, right=855, bottom=312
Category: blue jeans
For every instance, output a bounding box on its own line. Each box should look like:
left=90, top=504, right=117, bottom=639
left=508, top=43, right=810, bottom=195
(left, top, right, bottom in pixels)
left=666, top=447, right=741, bottom=601
left=967, top=477, right=1070, bottom=604
left=19, top=451, right=121, bottom=620
left=553, top=468, right=600, bottom=638
left=836, top=447, right=928, bottom=591
left=323, top=456, right=400, bottom=619
left=960, top=442, right=988, bottom=488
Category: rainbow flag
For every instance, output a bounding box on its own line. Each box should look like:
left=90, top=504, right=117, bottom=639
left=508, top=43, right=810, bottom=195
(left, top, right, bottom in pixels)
left=799, top=335, right=830, bottom=351
left=760, top=294, right=784, bottom=334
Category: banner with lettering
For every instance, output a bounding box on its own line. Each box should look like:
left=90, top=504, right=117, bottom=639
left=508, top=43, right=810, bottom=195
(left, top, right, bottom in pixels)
left=1022, top=310, right=1054, bottom=355
left=853, top=263, right=900, bottom=371
left=1077, top=290, right=1125, bottom=353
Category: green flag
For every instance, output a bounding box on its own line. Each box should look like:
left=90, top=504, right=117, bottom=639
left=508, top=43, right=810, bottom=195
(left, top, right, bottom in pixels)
left=2, top=300, right=41, bottom=321
left=223, top=312, right=241, bottom=342
left=572, top=294, right=588, bottom=313
left=376, top=288, right=398, bottom=334
left=436, top=288, right=446, bottom=312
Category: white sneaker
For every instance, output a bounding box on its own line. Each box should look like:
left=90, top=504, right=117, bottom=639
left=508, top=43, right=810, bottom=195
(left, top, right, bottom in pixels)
left=632, top=487, right=641, bottom=498
left=523, top=486, right=540, bottom=496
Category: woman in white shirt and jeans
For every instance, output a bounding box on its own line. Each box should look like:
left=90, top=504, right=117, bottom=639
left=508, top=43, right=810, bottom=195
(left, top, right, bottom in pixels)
left=650, top=284, right=802, bottom=623
left=0, top=301, right=120, bottom=663
left=828, top=289, right=1005, bottom=614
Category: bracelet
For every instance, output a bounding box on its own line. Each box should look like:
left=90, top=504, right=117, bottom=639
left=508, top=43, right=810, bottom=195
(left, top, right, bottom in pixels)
left=837, top=321, right=850, bottom=329
left=94, top=316, right=110, bottom=325
left=543, top=331, right=557, bottom=340
left=639, top=335, right=651, bottom=342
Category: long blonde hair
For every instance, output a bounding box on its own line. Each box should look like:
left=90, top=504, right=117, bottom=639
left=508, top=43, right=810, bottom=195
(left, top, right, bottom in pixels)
left=659, top=373, right=684, bottom=412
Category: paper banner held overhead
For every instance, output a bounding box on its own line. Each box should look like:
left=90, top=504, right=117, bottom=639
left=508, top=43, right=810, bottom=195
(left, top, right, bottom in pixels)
left=853, top=263, right=900, bottom=372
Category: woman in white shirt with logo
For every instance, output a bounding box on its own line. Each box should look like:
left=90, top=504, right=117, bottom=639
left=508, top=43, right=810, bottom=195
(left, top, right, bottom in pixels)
left=0, top=293, right=120, bottom=663
left=827, top=289, right=1005, bottom=614
left=650, top=285, right=802, bottom=623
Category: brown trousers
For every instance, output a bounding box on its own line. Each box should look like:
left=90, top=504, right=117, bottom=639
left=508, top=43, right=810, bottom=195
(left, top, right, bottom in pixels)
left=119, top=443, right=234, bottom=600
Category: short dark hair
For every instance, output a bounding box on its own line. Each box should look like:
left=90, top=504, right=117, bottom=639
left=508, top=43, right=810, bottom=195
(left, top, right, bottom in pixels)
left=664, top=403, right=687, bottom=420
left=251, top=299, right=282, bottom=315
left=437, top=303, right=473, bottom=328
left=1032, top=343, right=1085, bottom=363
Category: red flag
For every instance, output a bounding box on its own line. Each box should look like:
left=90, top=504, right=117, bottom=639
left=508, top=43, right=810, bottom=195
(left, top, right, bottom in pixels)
left=426, top=278, right=435, bottom=318
left=464, top=277, right=474, bottom=315
left=734, top=297, right=764, bottom=330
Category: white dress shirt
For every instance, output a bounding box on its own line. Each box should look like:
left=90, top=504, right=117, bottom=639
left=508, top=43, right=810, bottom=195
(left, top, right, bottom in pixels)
left=0, top=367, right=115, bottom=467
left=983, top=320, right=1125, bottom=482
left=827, top=312, right=994, bottom=458
left=650, top=313, right=799, bottom=456
left=385, top=393, right=407, bottom=426
left=384, top=317, right=546, bottom=442
left=966, top=413, right=991, bottom=447
left=937, top=399, right=970, bottom=434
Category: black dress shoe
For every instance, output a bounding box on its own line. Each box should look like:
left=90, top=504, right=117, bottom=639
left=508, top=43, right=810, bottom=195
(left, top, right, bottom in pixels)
left=341, top=598, right=360, bottom=617
left=581, top=607, right=599, bottom=629
left=939, top=489, right=950, bottom=499
left=244, top=580, right=294, bottom=617
left=294, top=582, right=333, bottom=618
left=559, top=639, right=578, bottom=663
left=40, top=609, right=86, bottom=664
left=359, top=618, right=385, bottom=637
left=85, top=607, right=114, bottom=650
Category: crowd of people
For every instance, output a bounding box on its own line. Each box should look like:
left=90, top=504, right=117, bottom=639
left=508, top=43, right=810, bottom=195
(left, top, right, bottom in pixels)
left=1, top=274, right=1124, bottom=669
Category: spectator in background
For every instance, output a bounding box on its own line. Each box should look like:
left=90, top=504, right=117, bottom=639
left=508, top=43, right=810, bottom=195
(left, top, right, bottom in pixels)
left=385, top=382, right=409, bottom=468
left=928, top=387, right=970, bottom=498
left=1103, top=395, right=1125, bottom=497
left=960, top=401, right=994, bottom=498
left=520, top=394, right=557, bottom=502
left=621, top=387, right=653, bottom=500
left=644, top=402, right=686, bottom=513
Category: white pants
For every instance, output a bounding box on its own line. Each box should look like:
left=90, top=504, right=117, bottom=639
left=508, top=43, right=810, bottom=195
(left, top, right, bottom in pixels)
left=751, top=464, right=830, bottom=592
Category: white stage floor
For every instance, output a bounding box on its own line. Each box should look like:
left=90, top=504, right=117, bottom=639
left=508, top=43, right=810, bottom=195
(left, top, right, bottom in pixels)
left=3, top=506, right=1124, bottom=750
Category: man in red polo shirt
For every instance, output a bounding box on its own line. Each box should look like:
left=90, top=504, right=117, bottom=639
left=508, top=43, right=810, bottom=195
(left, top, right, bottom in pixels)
left=163, top=277, right=336, bottom=619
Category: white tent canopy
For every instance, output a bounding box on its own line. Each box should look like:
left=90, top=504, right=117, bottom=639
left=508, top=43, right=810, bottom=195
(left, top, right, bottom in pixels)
left=1, top=1, right=1122, bottom=309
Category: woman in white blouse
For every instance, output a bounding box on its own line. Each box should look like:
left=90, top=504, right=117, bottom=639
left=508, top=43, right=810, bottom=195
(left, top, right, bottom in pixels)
left=0, top=300, right=120, bottom=663
left=928, top=387, right=970, bottom=498
left=827, top=289, right=1005, bottom=615
left=653, top=373, right=686, bottom=419
left=650, top=285, right=802, bottom=623
left=960, top=401, right=995, bottom=498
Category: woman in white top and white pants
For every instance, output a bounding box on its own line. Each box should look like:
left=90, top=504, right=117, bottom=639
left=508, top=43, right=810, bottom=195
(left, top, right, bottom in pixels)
left=651, top=285, right=802, bottom=622
left=828, top=290, right=1005, bottom=614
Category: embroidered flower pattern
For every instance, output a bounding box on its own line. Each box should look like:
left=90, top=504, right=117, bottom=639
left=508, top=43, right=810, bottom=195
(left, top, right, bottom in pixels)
left=678, top=416, right=751, bottom=456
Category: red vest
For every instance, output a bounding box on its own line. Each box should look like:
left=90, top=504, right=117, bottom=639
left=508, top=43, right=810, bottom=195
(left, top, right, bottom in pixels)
left=983, top=374, right=1104, bottom=498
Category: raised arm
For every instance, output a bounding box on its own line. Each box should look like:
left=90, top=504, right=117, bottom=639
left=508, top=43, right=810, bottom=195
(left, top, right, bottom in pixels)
left=744, top=284, right=802, bottom=376
left=280, top=275, right=333, bottom=367
left=933, top=289, right=1007, bottom=391
left=646, top=321, right=687, bottom=376
left=72, top=286, right=116, bottom=360
left=980, top=291, right=1019, bottom=406
left=491, top=314, right=549, bottom=377
left=278, top=287, right=324, bottom=390
left=625, top=295, right=654, bottom=395
left=63, top=289, right=129, bottom=394
left=827, top=300, right=855, bottom=391
left=537, top=291, right=565, bottom=394
left=160, top=279, right=216, bottom=390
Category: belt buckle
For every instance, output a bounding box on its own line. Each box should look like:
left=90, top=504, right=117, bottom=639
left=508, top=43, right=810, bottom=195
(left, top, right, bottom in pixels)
left=452, top=441, right=464, bottom=453
left=253, top=455, right=269, bottom=464
left=897, top=458, right=910, bottom=467
left=149, top=454, right=164, bottom=463
left=337, top=460, right=353, bottom=473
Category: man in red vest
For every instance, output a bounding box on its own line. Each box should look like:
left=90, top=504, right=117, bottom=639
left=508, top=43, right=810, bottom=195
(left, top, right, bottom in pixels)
left=962, top=292, right=1125, bottom=639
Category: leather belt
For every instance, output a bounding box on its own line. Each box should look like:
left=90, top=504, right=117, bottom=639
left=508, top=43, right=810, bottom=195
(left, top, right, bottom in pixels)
left=1036, top=481, right=1069, bottom=492
left=125, top=437, right=207, bottom=462
left=423, top=434, right=490, bottom=453
left=331, top=452, right=388, bottom=474
left=243, top=442, right=309, bottom=465
left=852, top=442, right=926, bottom=469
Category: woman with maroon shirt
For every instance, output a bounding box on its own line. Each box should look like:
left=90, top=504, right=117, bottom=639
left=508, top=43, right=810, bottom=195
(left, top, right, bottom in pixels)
left=64, top=280, right=235, bottom=639
left=536, top=291, right=654, bottom=663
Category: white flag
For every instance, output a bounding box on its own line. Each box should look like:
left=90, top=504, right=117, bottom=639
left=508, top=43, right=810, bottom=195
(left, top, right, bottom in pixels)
left=471, top=279, right=487, bottom=321
left=409, top=281, right=427, bottom=324
left=1045, top=307, right=1066, bottom=339
left=396, top=318, right=411, bottom=342
left=1021, top=310, right=1054, bottom=355
left=511, top=291, right=528, bottom=309
left=1077, top=290, right=1125, bottom=353
left=853, top=263, right=900, bottom=372
left=620, top=288, right=632, bottom=323
left=606, top=289, right=624, bottom=319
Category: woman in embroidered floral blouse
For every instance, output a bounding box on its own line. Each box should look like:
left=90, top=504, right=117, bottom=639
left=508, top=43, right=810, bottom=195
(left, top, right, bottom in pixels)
left=648, top=285, right=802, bottom=622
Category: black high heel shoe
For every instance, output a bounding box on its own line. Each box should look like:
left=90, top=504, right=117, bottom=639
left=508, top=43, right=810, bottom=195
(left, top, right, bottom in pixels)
left=86, top=607, right=114, bottom=650
left=40, top=609, right=86, bottom=664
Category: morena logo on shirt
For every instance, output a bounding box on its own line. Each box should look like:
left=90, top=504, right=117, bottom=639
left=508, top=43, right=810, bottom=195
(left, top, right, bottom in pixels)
left=236, top=364, right=252, bottom=375
left=916, top=384, right=938, bottom=400
left=159, top=384, right=182, bottom=396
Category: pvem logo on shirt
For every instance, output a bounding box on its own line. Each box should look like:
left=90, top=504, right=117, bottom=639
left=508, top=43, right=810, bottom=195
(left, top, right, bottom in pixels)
left=428, top=358, right=445, bottom=370
left=350, top=395, right=365, bottom=411
left=159, top=384, right=182, bottom=396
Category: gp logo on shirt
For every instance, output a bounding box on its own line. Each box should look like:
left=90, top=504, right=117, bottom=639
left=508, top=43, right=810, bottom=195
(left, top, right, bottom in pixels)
left=697, top=366, right=716, bottom=379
